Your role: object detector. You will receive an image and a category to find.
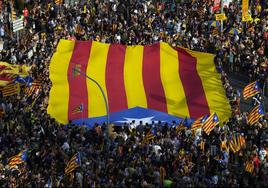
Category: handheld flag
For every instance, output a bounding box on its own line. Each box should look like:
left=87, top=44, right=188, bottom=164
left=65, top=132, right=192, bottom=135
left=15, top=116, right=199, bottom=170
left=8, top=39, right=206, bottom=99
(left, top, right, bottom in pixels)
left=72, top=64, right=81, bottom=77
left=202, top=113, right=219, bottom=135
left=8, top=149, right=28, bottom=169
left=227, top=28, right=241, bottom=35
left=245, top=161, right=254, bottom=173
left=176, top=117, right=187, bottom=132
left=247, top=105, right=264, bottom=125
left=229, top=134, right=246, bottom=153
left=209, top=21, right=220, bottom=27
left=24, top=80, right=42, bottom=97
left=1, top=83, right=20, bottom=97
left=65, top=153, right=81, bottom=174
left=191, top=115, right=207, bottom=130
left=243, top=81, right=261, bottom=100
left=142, top=129, right=156, bottom=144
left=199, top=139, right=205, bottom=152
left=212, top=27, right=220, bottom=36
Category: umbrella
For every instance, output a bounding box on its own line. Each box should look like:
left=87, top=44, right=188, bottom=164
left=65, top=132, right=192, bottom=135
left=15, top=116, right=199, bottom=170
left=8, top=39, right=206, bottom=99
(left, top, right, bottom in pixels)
left=228, top=28, right=241, bottom=35
left=208, top=21, right=220, bottom=27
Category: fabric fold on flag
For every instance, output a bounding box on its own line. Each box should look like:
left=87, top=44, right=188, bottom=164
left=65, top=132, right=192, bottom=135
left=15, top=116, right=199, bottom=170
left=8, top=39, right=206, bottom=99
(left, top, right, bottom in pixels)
left=48, top=40, right=231, bottom=124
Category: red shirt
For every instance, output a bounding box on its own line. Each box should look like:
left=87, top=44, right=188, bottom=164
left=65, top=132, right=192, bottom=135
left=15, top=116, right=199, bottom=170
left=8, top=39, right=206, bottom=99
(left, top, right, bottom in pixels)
left=253, top=156, right=260, bottom=168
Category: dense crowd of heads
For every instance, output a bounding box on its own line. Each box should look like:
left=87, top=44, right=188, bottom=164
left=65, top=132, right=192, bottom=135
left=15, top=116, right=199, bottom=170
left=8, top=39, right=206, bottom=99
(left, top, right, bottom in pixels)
left=0, top=0, right=268, bottom=187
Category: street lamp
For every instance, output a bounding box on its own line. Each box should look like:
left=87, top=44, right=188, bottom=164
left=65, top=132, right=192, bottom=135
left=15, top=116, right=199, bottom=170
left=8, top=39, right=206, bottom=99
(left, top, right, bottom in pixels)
left=72, top=67, right=110, bottom=139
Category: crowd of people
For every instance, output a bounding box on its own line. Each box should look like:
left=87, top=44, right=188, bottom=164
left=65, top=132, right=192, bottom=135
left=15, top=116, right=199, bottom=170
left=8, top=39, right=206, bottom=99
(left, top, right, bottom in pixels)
left=0, top=0, right=268, bottom=187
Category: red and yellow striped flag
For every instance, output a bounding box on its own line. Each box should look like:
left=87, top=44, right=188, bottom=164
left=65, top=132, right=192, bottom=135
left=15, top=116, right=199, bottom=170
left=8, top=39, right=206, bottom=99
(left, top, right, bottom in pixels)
left=1, top=83, right=20, bottom=97
left=202, top=112, right=219, bottom=135
left=65, top=153, right=81, bottom=174
left=247, top=105, right=265, bottom=125
left=191, top=115, right=206, bottom=130
left=199, top=140, right=205, bottom=152
left=24, top=80, right=42, bottom=97
left=48, top=40, right=231, bottom=123
left=229, top=134, right=246, bottom=153
left=242, top=81, right=261, bottom=100
left=8, top=149, right=28, bottom=169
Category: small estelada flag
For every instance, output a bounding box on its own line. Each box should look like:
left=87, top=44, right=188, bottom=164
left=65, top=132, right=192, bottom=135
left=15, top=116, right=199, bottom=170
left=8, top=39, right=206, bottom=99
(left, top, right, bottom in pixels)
left=72, top=64, right=81, bottom=77
left=72, top=104, right=83, bottom=114
left=242, top=81, right=261, bottom=100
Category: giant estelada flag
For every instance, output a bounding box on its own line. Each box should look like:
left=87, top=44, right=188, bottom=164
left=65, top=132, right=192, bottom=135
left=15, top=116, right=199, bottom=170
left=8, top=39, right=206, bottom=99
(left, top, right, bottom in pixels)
left=48, top=40, right=231, bottom=124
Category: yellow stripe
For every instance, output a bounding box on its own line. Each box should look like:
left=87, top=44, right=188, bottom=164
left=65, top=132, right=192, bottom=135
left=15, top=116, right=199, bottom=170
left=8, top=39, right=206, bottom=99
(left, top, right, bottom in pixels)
left=187, top=49, right=231, bottom=123
left=124, top=45, right=147, bottom=108
left=87, top=41, right=109, bottom=117
left=160, top=43, right=190, bottom=117
left=48, top=40, right=74, bottom=124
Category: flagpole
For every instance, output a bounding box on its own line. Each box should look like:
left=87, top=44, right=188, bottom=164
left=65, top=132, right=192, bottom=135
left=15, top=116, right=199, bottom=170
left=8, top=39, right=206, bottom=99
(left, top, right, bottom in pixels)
left=220, top=0, right=224, bottom=33
left=73, top=67, right=110, bottom=139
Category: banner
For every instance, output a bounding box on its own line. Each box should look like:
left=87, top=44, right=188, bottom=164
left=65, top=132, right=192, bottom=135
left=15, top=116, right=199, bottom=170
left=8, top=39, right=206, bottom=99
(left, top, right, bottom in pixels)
left=48, top=40, right=231, bottom=124
left=242, top=0, right=249, bottom=17
left=215, top=13, right=227, bottom=21
left=242, top=14, right=253, bottom=22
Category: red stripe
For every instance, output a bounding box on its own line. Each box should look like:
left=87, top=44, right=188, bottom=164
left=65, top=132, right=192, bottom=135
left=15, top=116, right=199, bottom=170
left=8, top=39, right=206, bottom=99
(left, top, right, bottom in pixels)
left=142, top=43, right=167, bottom=112
left=67, top=41, right=92, bottom=120
left=177, top=48, right=210, bottom=118
left=0, top=74, right=14, bottom=81
left=105, top=44, right=128, bottom=113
